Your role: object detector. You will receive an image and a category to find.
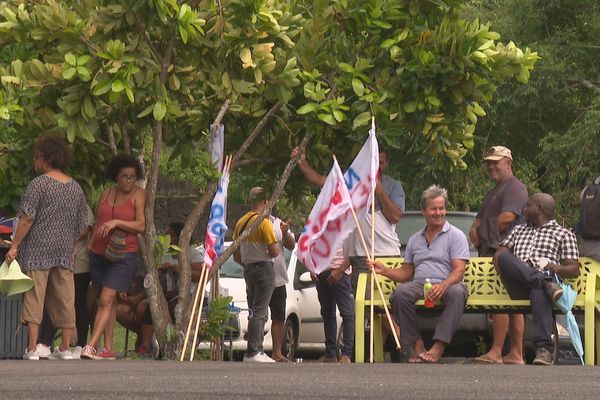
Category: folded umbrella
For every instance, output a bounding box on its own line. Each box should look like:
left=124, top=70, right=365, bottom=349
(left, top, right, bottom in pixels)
left=554, top=275, right=584, bottom=364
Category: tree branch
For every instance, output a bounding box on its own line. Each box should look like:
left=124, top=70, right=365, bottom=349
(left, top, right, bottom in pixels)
left=175, top=100, right=230, bottom=330
left=133, top=11, right=163, bottom=64
left=208, top=129, right=313, bottom=279
left=142, top=39, right=175, bottom=356
left=104, top=123, right=118, bottom=155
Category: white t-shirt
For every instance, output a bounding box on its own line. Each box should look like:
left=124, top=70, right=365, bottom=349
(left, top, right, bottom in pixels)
left=161, top=246, right=203, bottom=293
left=270, top=216, right=295, bottom=287
left=344, top=210, right=401, bottom=257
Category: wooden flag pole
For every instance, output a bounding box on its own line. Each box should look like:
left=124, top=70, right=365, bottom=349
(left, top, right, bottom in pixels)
left=346, top=179, right=402, bottom=352
left=369, top=174, right=376, bottom=363
left=180, top=155, right=233, bottom=361
left=189, top=269, right=210, bottom=361
left=180, top=265, right=208, bottom=361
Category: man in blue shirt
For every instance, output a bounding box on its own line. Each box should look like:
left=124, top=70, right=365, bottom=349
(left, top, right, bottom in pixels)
left=370, top=185, right=470, bottom=363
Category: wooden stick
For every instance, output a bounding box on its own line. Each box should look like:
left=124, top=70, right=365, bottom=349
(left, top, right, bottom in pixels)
left=372, top=269, right=401, bottom=349
left=180, top=264, right=208, bottom=361
left=189, top=266, right=210, bottom=361
left=369, top=181, right=376, bottom=363
left=348, top=198, right=402, bottom=351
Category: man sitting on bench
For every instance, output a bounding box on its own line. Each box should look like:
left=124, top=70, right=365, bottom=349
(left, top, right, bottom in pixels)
left=495, top=193, right=580, bottom=365
left=369, top=185, right=470, bottom=363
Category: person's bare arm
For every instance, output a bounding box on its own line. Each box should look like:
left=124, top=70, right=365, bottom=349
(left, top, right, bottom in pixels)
left=497, top=211, right=518, bottom=236
left=326, top=257, right=351, bottom=286
left=545, top=259, right=580, bottom=280
left=291, top=146, right=326, bottom=188
left=267, top=242, right=280, bottom=258
left=374, top=181, right=403, bottom=223
left=469, top=218, right=481, bottom=248
left=368, top=260, right=414, bottom=283
left=5, top=214, right=34, bottom=263
left=280, top=220, right=295, bottom=250
left=96, top=188, right=146, bottom=237
left=429, top=259, right=466, bottom=301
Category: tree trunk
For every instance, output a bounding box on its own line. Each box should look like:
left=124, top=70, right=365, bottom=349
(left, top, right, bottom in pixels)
left=176, top=101, right=229, bottom=331
left=143, top=40, right=175, bottom=359
left=174, top=102, right=283, bottom=356
left=208, top=129, right=312, bottom=274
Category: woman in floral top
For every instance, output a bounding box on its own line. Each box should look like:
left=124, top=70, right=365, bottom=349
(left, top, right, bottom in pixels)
left=5, top=135, right=88, bottom=361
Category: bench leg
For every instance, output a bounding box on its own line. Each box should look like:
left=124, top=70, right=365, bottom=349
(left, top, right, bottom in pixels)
left=373, top=314, right=384, bottom=362
left=355, top=301, right=365, bottom=363
left=584, top=273, right=599, bottom=365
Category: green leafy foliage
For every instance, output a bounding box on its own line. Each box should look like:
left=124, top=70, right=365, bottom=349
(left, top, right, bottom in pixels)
left=463, top=0, right=600, bottom=223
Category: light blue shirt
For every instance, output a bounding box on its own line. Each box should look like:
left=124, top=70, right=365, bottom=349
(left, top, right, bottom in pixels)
left=406, top=221, right=470, bottom=284
left=377, top=175, right=405, bottom=212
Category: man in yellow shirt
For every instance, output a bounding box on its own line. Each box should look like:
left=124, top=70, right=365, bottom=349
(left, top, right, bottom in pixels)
left=233, top=187, right=280, bottom=363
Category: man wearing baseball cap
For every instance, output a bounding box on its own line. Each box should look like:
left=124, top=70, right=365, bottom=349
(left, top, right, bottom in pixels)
left=233, top=186, right=280, bottom=362
left=471, top=146, right=528, bottom=365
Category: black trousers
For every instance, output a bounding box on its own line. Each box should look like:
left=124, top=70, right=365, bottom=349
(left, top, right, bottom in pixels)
left=496, top=251, right=555, bottom=352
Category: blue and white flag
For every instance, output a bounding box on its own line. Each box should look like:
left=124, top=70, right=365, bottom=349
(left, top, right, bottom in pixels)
left=203, top=170, right=229, bottom=269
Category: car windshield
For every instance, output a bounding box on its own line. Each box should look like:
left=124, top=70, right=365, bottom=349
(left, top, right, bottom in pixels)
left=218, top=246, right=293, bottom=278
left=396, top=212, right=477, bottom=254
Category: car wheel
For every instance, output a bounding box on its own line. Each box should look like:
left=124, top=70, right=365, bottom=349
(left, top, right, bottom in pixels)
left=283, top=318, right=297, bottom=360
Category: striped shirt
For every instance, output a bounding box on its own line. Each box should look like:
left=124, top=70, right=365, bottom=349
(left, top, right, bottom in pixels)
left=501, top=220, right=579, bottom=268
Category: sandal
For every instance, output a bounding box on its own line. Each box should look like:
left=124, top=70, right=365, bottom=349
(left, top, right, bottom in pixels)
left=408, top=352, right=425, bottom=363
left=419, top=352, right=440, bottom=364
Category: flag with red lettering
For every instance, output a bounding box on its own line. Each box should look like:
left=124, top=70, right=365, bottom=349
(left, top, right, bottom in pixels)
left=203, top=171, right=229, bottom=269
left=343, top=119, right=379, bottom=220
left=297, top=159, right=354, bottom=274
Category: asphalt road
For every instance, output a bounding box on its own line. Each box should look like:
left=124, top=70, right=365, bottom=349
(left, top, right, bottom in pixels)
left=1, top=360, right=600, bottom=400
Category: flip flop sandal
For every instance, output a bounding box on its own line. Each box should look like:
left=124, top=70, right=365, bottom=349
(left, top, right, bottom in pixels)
left=502, top=357, right=525, bottom=365
left=473, top=354, right=502, bottom=364
left=419, top=352, right=440, bottom=364
left=408, top=353, right=425, bottom=363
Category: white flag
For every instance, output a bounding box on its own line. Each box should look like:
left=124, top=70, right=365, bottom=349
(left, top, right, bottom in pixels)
left=343, top=120, right=379, bottom=220
left=297, top=159, right=354, bottom=274
left=209, top=124, right=224, bottom=171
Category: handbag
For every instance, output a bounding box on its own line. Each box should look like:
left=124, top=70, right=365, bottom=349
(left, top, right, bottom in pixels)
left=104, top=188, right=128, bottom=262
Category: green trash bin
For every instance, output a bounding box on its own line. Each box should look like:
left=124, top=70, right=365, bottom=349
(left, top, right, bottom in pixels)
left=0, top=293, right=28, bottom=359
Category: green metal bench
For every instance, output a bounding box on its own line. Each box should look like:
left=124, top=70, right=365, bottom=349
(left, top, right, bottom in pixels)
left=355, top=257, right=600, bottom=365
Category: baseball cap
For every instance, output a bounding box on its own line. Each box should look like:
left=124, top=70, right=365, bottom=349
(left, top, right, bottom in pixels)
left=248, top=187, right=267, bottom=202
left=484, top=146, right=512, bottom=161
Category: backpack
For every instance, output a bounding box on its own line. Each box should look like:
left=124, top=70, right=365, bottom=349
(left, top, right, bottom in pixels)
left=579, top=181, right=600, bottom=240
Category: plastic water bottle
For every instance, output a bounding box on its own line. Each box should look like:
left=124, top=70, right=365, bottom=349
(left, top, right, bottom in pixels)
left=423, top=278, right=435, bottom=308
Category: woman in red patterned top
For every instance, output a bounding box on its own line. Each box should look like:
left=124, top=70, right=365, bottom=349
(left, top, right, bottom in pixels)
left=82, top=155, right=146, bottom=360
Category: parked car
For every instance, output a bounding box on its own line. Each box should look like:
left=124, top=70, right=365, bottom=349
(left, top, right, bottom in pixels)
left=197, top=242, right=340, bottom=360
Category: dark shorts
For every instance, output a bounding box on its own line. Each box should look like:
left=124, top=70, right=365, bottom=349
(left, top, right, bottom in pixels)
left=269, top=285, right=287, bottom=321
left=90, top=252, right=138, bottom=292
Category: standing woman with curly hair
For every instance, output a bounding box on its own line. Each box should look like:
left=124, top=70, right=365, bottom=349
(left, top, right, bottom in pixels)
left=5, top=135, right=89, bottom=360
left=82, top=154, right=146, bottom=360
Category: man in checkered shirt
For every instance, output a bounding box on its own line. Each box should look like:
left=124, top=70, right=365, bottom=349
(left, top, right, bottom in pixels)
left=495, top=193, right=580, bottom=365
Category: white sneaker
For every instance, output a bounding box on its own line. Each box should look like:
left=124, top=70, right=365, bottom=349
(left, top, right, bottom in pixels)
left=243, top=352, right=276, bottom=363
left=36, top=343, right=52, bottom=359
left=72, top=346, right=83, bottom=360
left=23, top=349, right=39, bottom=360
left=47, top=348, right=74, bottom=360
left=81, top=345, right=97, bottom=360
